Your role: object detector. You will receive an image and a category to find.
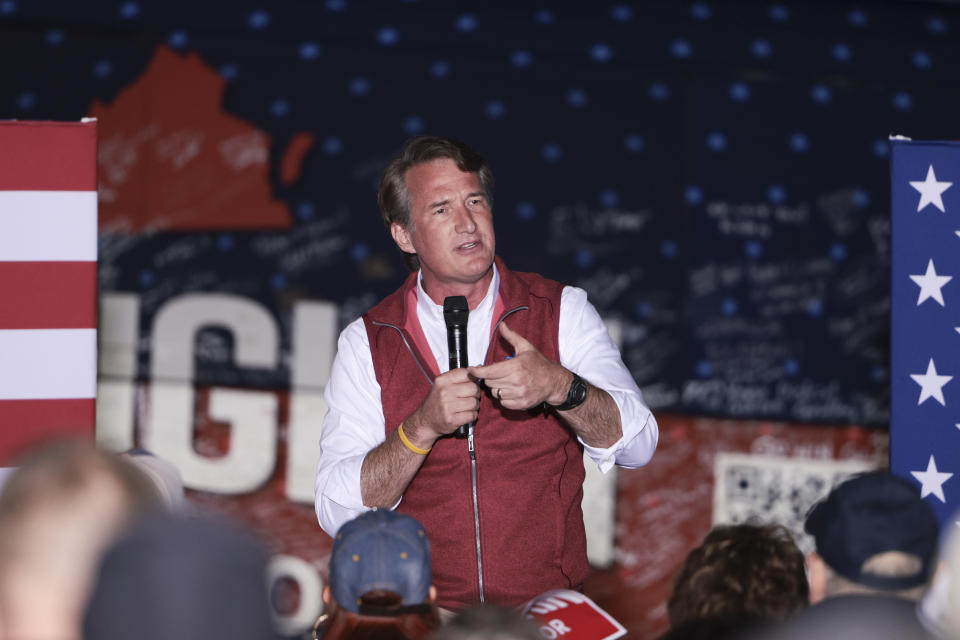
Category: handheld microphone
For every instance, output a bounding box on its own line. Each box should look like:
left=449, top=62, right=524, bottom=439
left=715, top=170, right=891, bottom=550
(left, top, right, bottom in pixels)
left=443, top=295, right=472, bottom=439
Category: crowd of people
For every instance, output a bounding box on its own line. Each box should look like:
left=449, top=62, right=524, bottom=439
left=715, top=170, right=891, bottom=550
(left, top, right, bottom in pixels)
left=0, top=437, right=955, bottom=640
left=664, top=471, right=945, bottom=640
left=0, top=136, right=953, bottom=639
left=313, top=468, right=959, bottom=640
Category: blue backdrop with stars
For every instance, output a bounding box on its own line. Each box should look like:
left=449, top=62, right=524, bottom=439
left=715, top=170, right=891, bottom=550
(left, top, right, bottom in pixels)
left=3, top=0, right=960, bottom=425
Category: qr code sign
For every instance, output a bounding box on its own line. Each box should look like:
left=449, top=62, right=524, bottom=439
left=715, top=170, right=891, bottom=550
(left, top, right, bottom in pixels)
left=713, top=453, right=875, bottom=553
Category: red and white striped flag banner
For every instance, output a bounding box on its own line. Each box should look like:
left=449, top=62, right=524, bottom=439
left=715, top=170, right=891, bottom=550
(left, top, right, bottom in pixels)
left=0, top=120, right=98, bottom=466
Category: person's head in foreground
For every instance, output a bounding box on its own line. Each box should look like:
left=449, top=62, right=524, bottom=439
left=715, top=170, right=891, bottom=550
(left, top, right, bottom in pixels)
left=667, top=523, right=809, bottom=634
left=319, top=509, right=440, bottom=640
left=83, top=513, right=279, bottom=640
left=0, top=439, right=161, bottom=640
left=804, top=470, right=939, bottom=603
left=431, top=605, right=542, bottom=640
left=765, top=471, right=941, bottom=640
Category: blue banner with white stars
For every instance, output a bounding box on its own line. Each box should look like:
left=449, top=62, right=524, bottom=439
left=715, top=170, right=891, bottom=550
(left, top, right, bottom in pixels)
left=891, top=139, right=960, bottom=525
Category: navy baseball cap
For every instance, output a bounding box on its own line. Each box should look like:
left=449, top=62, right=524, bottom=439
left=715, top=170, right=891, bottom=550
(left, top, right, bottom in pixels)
left=330, top=509, right=432, bottom=614
left=805, top=471, right=939, bottom=590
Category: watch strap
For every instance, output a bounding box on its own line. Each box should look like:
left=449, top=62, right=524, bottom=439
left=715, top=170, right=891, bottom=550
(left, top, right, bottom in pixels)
left=548, top=372, right=588, bottom=412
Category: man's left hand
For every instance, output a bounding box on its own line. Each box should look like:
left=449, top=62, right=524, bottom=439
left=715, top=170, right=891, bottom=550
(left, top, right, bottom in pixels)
left=469, top=321, right=571, bottom=411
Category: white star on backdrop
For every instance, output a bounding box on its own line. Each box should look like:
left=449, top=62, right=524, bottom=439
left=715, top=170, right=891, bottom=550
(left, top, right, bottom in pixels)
left=910, top=164, right=953, bottom=213
left=911, top=455, right=953, bottom=503
left=911, top=358, right=952, bottom=406
left=910, top=259, right=952, bottom=306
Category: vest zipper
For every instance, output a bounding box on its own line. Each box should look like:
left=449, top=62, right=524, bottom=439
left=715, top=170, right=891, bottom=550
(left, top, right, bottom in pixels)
left=470, top=304, right=528, bottom=604
left=468, top=424, right=483, bottom=604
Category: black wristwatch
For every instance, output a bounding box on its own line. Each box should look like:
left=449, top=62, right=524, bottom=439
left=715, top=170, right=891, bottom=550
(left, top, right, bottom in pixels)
left=547, top=373, right=589, bottom=412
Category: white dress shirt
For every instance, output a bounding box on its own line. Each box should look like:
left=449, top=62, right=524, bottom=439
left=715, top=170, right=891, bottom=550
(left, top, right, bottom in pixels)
left=314, top=264, right=658, bottom=536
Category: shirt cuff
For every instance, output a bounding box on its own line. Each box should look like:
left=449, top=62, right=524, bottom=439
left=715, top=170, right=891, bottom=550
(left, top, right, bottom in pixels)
left=581, top=438, right=622, bottom=474
left=578, top=387, right=654, bottom=473
left=579, top=388, right=629, bottom=473
left=316, top=453, right=367, bottom=535
left=316, top=453, right=404, bottom=536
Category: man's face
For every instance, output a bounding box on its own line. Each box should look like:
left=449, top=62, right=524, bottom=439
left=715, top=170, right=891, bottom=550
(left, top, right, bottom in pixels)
left=391, top=158, right=495, bottom=298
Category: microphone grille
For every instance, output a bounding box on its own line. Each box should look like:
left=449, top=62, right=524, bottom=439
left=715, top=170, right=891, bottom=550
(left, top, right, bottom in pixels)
left=443, top=295, right=469, bottom=326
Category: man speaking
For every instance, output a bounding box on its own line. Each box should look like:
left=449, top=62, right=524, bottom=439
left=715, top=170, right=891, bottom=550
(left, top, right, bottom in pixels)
left=314, top=136, right=658, bottom=610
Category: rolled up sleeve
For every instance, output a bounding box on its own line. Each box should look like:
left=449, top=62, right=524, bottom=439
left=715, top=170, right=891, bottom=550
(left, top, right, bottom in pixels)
left=559, top=286, right=659, bottom=473
left=314, top=319, right=387, bottom=536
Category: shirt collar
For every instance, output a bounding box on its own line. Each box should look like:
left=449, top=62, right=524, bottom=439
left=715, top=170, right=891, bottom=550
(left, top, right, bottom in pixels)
left=416, top=263, right=500, bottom=321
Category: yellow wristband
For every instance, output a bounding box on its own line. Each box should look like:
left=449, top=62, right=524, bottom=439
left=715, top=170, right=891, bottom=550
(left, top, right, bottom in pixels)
left=397, top=422, right=431, bottom=455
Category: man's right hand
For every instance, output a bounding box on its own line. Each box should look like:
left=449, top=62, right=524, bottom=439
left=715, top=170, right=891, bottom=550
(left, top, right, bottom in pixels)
left=360, top=369, right=480, bottom=507
left=404, top=368, right=481, bottom=445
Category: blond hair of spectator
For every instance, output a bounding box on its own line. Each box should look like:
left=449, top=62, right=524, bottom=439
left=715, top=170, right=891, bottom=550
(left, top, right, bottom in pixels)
left=0, top=440, right=161, bottom=640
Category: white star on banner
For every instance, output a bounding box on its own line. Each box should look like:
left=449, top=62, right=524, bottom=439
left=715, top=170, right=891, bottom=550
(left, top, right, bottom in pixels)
left=911, top=358, right=952, bottom=405
left=911, top=455, right=953, bottom=503
left=910, top=259, right=952, bottom=306
left=910, top=164, right=953, bottom=213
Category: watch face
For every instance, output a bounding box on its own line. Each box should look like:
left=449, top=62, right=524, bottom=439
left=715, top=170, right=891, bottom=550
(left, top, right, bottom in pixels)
left=549, top=373, right=588, bottom=411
